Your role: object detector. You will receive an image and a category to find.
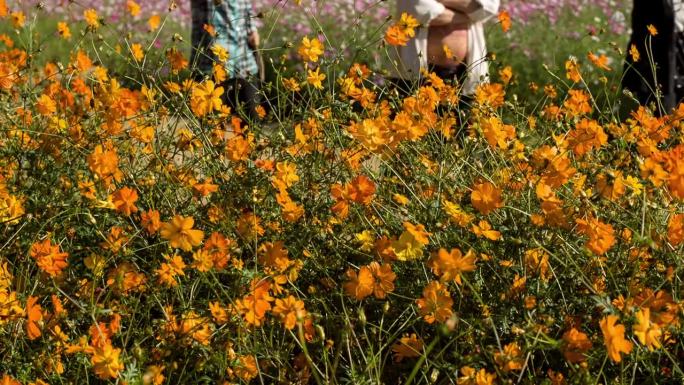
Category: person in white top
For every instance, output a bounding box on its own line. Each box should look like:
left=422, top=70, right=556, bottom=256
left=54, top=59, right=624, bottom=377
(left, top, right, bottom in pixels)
left=392, top=0, right=500, bottom=95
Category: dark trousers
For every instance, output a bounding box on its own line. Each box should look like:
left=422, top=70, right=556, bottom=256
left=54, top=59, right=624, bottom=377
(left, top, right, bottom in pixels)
left=223, top=77, right=261, bottom=120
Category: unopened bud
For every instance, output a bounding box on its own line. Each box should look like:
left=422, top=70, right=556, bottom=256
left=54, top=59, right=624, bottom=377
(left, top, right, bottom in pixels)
left=357, top=307, right=366, bottom=326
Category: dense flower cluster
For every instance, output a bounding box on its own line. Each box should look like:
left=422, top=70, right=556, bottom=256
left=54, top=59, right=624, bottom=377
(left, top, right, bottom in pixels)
left=0, top=1, right=683, bottom=385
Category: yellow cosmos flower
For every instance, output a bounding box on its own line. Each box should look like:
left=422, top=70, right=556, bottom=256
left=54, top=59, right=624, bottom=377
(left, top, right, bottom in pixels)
left=160, top=215, right=205, bottom=251
left=298, top=36, right=324, bottom=63
left=84, top=9, right=100, bottom=29
left=306, top=67, right=326, bottom=90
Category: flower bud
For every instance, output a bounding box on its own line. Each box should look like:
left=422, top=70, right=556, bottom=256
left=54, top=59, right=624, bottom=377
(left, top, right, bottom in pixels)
left=357, top=307, right=366, bottom=326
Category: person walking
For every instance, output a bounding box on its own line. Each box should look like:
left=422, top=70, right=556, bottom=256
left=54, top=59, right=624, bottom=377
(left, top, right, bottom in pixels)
left=190, top=0, right=261, bottom=118
left=391, top=0, right=500, bottom=95
left=622, top=0, right=684, bottom=114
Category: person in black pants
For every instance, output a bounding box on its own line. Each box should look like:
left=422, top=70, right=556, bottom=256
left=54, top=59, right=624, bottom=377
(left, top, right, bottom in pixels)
left=190, top=0, right=261, bottom=119
left=622, top=0, right=684, bottom=115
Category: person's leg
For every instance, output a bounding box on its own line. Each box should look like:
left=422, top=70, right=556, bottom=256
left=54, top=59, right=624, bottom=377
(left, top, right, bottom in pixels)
left=237, top=78, right=261, bottom=119
left=221, top=78, right=239, bottom=113
left=675, top=31, right=684, bottom=107
left=223, top=78, right=261, bottom=119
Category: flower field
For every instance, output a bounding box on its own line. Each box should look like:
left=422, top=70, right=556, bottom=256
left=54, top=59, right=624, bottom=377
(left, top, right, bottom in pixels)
left=1, top=1, right=684, bottom=384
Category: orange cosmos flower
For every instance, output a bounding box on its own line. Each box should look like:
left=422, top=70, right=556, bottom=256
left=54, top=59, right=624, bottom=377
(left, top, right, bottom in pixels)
left=273, top=161, right=299, bottom=189
left=398, top=12, right=420, bottom=35
left=176, top=311, right=213, bottom=345
left=143, top=365, right=165, bottom=385
left=567, top=118, right=607, bottom=156
left=575, top=217, right=615, bottom=255
left=443, top=199, right=474, bottom=227
left=190, top=80, right=224, bottom=117
left=225, top=133, right=254, bottom=162
left=148, top=15, right=161, bottom=31
left=480, top=115, right=516, bottom=150
left=564, top=89, right=593, bottom=117
left=203, top=23, right=217, bottom=37
left=131, top=43, right=144, bottom=62
left=234, top=278, right=273, bottom=326
left=258, top=241, right=292, bottom=273
left=30, top=238, right=69, bottom=277
left=647, top=24, right=658, bottom=36
left=588, top=51, right=611, bottom=71
left=470, top=181, right=504, bottom=215
left=384, top=13, right=419, bottom=46
left=596, top=171, right=626, bottom=201
left=25, top=296, right=43, bottom=340
left=667, top=213, right=684, bottom=246
left=475, top=83, right=505, bottom=108
left=633, top=307, right=662, bottom=351
left=298, top=36, right=324, bottom=62
left=561, top=327, right=592, bottom=363
left=10, top=11, right=25, bottom=28
left=160, top=215, right=204, bottom=251
left=457, top=367, right=496, bottom=385
left=272, top=295, right=307, bottom=330
left=126, top=0, right=141, bottom=16
left=368, top=262, right=396, bottom=298
left=498, top=10, right=511, bottom=32
left=392, top=111, right=426, bottom=142
left=347, top=118, right=388, bottom=152
left=234, top=355, right=259, bottom=381
left=416, top=281, right=453, bottom=324
left=565, top=59, right=581, bottom=83
left=385, top=25, right=410, bottom=46
left=494, top=342, right=524, bottom=372
left=36, top=94, right=57, bottom=115
left=663, top=145, right=684, bottom=199
left=0, top=375, right=21, bottom=385
left=236, top=211, right=264, bottom=241
left=348, top=175, right=376, bottom=205
left=391, top=334, right=423, bottom=362
left=87, top=144, right=123, bottom=187
left=1, top=260, right=12, bottom=290
left=209, top=301, right=230, bottom=324
left=392, top=222, right=431, bottom=261
left=192, top=178, right=219, bottom=197
left=306, top=67, right=326, bottom=89
left=111, top=187, right=138, bottom=216
left=57, top=21, right=71, bottom=39
left=629, top=44, right=640, bottom=62
left=106, top=262, right=147, bottom=294
left=282, top=77, right=301, bottom=92
left=499, top=65, right=513, bottom=84
left=599, top=315, right=632, bottom=363
left=428, top=248, right=477, bottom=285
left=166, top=48, right=188, bottom=73
left=343, top=265, right=374, bottom=300
left=524, top=248, right=550, bottom=281
left=91, top=343, right=124, bottom=379
left=140, top=209, right=161, bottom=234
left=83, top=9, right=100, bottom=29
left=155, top=254, right=186, bottom=287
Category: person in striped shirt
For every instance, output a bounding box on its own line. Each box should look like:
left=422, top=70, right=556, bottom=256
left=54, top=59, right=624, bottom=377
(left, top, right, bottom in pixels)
left=190, top=0, right=261, bottom=118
